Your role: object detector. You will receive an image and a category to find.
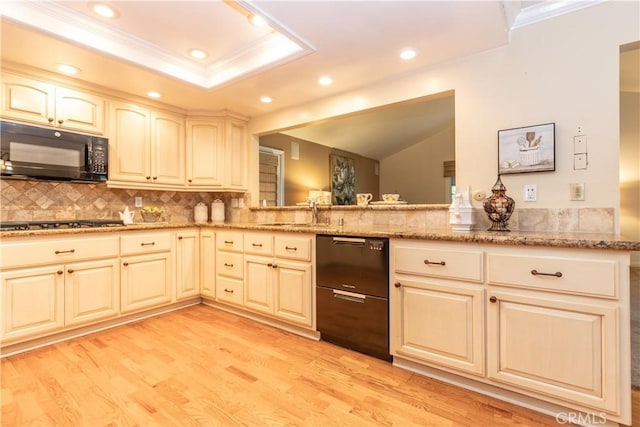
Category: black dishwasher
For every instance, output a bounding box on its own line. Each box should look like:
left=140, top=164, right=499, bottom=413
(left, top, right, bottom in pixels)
left=316, top=235, right=390, bottom=361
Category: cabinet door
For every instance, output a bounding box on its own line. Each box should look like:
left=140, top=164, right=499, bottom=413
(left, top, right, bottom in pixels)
left=121, top=252, right=172, bottom=313
left=199, top=230, right=216, bottom=298
left=151, top=111, right=185, bottom=185
left=108, top=101, right=150, bottom=183
left=1, top=73, right=55, bottom=125
left=55, top=87, right=105, bottom=134
left=391, top=278, right=485, bottom=376
left=274, top=260, right=312, bottom=327
left=486, top=288, right=619, bottom=413
left=176, top=231, right=199, bottom=300
left=224, top=118, right=248, bottom=190
left=65, top=258, right=119, bottom=326
left=186, top=120, right=224, bottom=187
left=244, top=256, right=273, bottom=314
left=1, top=265, right=65, bottom=342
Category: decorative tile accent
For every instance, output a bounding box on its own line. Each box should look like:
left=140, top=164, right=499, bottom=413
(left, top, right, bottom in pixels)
left=0, top=179, right=247, bottom=223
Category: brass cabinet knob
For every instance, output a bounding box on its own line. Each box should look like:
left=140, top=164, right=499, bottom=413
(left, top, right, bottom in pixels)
left=489, top=296, right=497, bottom=303
left=394, top=282, right=401, bottom=288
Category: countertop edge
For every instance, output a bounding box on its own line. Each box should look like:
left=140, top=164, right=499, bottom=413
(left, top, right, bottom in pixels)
left=1, top=222, right=638, bottom=251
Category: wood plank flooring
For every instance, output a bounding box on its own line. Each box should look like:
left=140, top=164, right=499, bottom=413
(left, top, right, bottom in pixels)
left=0, top=305, right=635, bottom=426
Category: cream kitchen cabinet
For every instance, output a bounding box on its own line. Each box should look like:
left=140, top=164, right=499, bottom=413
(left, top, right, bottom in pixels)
left=1, top=72, right=105, bottom=134
left=0, top=235, right=119, bottom=343
left=485, top=246, right=630, bottom=423
left=243, top=232, right=313, bottom=328
left=176, top=230, right=200, bottom=300
left=108, top=101, right=185, bottom=188
left=390, top=240, right=485, bottom=376
left=199, top=229, right=216, bottom=298
left=120, top=231, right=174, bottom=314
left=185, top=116, right=248, bottom=191
left=224, top=117, right=248, bottom=191
left=186, top=119, right=225, bottom=188
left=390, top=239, right=631, bottom=426
left=215, top=231, right=244, bottom=305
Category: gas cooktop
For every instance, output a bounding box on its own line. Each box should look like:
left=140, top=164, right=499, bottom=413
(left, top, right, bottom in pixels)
left=0, top=219, right=125, bottom=231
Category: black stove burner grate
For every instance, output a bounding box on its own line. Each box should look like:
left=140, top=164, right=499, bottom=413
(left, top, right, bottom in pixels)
left=0, top=219, right=125, bottom=231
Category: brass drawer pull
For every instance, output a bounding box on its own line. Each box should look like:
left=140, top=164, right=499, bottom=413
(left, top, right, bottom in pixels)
left=141, top=242, right=155, bottom=246
left=224, top=240, right=234, bottom=245
left=55, top=249, right=75, bottom=254
left=224, top=263, right=234, bottom=267
left=252, top=243, right=262, bottom=247
left=285, top=246, right=297, bottom=251
left=424, top=259, right=445, bottom=266
left=224, top=288, right=234, bottom=294
left=531, top=269, right=562, bottom=278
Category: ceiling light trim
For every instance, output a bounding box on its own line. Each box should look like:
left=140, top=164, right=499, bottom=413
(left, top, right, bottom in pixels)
left=1, top=0, right=315, bottom=89
left=509, top=0, right=606, bottom=30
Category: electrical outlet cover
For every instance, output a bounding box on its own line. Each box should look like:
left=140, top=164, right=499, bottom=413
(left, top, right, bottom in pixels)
left=523, top=185, right=537, bottom=202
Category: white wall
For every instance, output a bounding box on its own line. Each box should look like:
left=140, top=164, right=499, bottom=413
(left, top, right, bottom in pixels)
left=380, top=125, right=455, bottom=204
left=248, top=1, right=639, bottom=232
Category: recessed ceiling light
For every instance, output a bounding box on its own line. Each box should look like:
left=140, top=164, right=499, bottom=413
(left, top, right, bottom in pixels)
left=90, top=3, right=118, bottom=19
left=147, top=91, right=161, bottom=99
left=318, top=76, right=333, bottom=86
left=249, top=14, right=268, bottom=27
left=56, top=64, right=79, bottom=75
left=189, top=49, right=208, bottom=60
left=260, top=96, right=273, bottom=104
left=400, top=49, right=417, bottom=60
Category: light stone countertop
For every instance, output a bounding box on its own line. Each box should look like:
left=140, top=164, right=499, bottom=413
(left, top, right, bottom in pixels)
left=1, top=221, right=639, bottom=251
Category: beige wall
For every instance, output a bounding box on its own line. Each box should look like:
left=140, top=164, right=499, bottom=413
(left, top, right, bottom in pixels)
left=259, top=133, right=379, bottom=205
left=380, top=125, right=454, bottom=204
left=248, top=1, right=639, bottom=233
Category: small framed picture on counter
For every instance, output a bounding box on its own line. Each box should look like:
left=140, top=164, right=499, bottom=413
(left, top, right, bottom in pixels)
left=498, top=122, right=555, bottom=175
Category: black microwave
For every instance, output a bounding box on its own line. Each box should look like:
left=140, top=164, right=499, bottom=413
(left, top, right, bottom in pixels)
left=0, top=121, right=108, bottom=182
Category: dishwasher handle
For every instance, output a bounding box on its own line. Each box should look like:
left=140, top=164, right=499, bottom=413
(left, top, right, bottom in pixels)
left=332, top=237, right=366, bottom=247
left=333, top=289, right=366, bottom=303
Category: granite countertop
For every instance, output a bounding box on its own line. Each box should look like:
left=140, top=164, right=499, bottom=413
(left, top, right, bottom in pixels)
left=1, top=221, right=639, bottom=251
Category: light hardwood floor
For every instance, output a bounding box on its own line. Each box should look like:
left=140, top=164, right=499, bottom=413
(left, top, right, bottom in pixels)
left=1, top=305, right=637, bottom=426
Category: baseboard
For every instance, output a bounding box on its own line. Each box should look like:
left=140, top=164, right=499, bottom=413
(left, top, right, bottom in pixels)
left=0, top=298, right=201, bottom=358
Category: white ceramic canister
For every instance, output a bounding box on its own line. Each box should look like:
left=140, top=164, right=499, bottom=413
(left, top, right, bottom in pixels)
left=211, top=199, right=225, bottom=223
left=194, top=202, right=208, bottom=223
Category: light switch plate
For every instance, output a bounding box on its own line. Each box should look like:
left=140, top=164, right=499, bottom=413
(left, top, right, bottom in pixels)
left=574, top=153, right=588, bottom=170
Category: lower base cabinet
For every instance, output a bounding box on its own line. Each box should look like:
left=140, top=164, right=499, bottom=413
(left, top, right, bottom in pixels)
left=1, top=265, right=65, bottom=342
left=65, top=258, right=120, bottom=326
left=486, top=287, right=620, bottom=413
left=244, top=256, right=312, bottom=327
left=120, top=252, right=173, bottom=314
left=392, top=278, right=485, bottom=376
left=390, top=239, right=631, bottom=426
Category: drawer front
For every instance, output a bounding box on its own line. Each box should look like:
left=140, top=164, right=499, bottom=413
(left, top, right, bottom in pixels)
left=216, top=276, right=243, bottom=305
left=1, top=236, right=119, bottom=269
left=121, top=232, right=172, bottom=255
left=216, top=252, right=243, bottom=279
left=244, top=233, right=274, bottom=256
left=216, top=231, right=243, bottom=252
left=274, top=235, right=312, bottom=261
left=394, top=246, right=483, bottom=283
left=487, top=253, right=617, bottom=298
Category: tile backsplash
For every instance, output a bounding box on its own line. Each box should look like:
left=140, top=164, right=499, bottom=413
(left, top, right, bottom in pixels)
left=0, top=179, right=248, bottom=223
left=1, top=179, right=615, bottom=234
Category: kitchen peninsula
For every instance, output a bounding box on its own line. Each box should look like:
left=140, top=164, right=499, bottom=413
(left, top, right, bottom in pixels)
left=1, top=216, right=637, bottom=425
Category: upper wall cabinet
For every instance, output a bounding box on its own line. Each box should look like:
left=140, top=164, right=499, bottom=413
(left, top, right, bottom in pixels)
left=186, top=119, right=225, bottom=188
left=108, top=101, right=186, bottom=189
left=1, top=73, right=105, bottom=134
left=185, top=116, right=248, bottom=191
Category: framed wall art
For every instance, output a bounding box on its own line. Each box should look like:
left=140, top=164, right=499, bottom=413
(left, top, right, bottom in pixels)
left=330, top=154, right=356, bottom=205
left=498, top=122, right=555, bottom=174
